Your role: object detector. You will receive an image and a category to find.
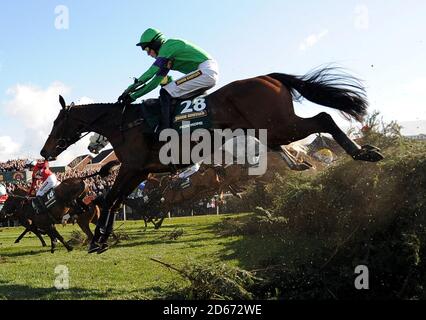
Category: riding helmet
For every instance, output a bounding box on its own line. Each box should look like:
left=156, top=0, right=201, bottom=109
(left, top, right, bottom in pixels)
left=136, top=28, right=166, bottom=52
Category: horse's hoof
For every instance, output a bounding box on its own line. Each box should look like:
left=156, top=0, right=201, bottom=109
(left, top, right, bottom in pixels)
left=14, top=240, right=20, bottom=244
left=87, top=242, right=100, bottom=254
left=97, top=243, right=109, bottom=254
left=67, top=246, right=74, bottom=252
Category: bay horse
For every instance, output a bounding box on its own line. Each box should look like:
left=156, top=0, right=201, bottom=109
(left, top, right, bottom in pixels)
left=4, top=186, right=50, bottom=247
left=40, top=67, right=384, bottom=254
left=8, top=186, right=102, bottom=247
left=122, top=174, right=165, bottom=229
left=0, top=161, right=118, bottom=252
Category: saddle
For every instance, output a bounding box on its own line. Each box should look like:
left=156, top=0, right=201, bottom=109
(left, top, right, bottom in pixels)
left=32, top=189, right=56, bottom=215
left=139, top=90, right=212, bottom=134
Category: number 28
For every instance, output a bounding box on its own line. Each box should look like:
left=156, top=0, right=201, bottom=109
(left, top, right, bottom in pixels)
left=181, top=98, right=207, bottom=114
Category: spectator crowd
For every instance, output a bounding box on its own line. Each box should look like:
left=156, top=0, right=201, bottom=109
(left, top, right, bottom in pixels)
left=1, top=159, right=118, bottom=198
left=1, top=158, right=223, bottom=217
left=0, top=159, right=28, bottom=172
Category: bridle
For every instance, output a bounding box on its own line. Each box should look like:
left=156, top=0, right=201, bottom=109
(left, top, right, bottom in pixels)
left=52, top=105, right=109, bottom=152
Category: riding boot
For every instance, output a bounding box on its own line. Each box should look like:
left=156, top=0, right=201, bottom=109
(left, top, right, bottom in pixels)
left=32, top=196, right=45, bottom=215
left=157, top=88, right=173, bottom=137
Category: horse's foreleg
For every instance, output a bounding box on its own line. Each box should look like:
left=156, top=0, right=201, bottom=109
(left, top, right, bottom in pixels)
left=90, top=168, right=148, bottom=254
left=15, top=228, right=30, bottom=244
left=15, top=222, right=47, bottom=247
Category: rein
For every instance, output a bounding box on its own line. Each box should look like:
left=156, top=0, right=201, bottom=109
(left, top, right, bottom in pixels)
left=55, top=107, right=111, bottom=152
left=55, top=103, right=145, bottom=151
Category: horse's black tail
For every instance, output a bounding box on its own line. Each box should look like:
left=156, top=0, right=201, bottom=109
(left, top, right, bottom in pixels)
left=82, top=160, right=121, bottom=179
left=268, top=67, right=368, bottom=122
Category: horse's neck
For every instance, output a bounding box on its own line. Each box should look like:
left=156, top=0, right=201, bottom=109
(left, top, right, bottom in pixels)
left=73, top=103, right=121, bottom=138
left=55, top=179, right=83, bottom=202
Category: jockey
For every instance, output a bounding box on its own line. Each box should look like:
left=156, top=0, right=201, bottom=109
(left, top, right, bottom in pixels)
left=26, top=160, right=60, bottom=198
left=118, top=28, right=219, bottom=134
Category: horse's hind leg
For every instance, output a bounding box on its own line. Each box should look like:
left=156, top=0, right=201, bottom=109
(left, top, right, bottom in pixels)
left=49, top=226, right=73, bottom=252
left=33, top=229, right=47, bottom=247
left=277, top=113, right=383, bottom=162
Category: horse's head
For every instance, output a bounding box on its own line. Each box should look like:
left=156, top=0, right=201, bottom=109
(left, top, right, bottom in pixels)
left=40, top=95, right=86, bottom=161
left=0, top=195, right=23, bottom=222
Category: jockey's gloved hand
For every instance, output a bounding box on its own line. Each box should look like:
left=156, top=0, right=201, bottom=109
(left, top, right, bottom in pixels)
left=117, top=93, right=135, bottom=105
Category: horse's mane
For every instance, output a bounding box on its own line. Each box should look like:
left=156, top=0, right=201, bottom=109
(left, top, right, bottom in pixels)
left=73, top=102, right=144, bottom=108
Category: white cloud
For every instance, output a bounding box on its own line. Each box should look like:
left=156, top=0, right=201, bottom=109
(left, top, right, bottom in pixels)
left=299, top=29, right=329, bottom=51
left=4, top=82, right=71, bottom=130
left=0, top=136, right=21, bottom=162
left=1, top=83, right=96, bottom=166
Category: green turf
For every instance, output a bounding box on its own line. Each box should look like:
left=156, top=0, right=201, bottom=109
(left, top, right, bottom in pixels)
left=0, top=214, right=282, bottom=300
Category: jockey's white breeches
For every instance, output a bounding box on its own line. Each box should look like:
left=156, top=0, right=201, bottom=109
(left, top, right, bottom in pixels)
left=164, top=59, right=219, bottom=98
left=36, top=175, right=60, bottom=197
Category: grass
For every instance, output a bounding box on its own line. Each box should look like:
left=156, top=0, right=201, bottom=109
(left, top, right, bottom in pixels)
left=0, top=213, right=287, bottom=300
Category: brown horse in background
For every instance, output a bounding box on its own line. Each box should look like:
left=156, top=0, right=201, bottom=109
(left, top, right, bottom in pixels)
left=40, top=67, right=384, bottom=254
left=0, top=161, right=117, bottom=252
left=7, top=186, right=102, bottom=247
left=122, top=174, right=165, bottom=229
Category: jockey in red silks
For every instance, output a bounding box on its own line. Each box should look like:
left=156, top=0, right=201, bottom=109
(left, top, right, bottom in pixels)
left=26, top=160, right=60, bottom=197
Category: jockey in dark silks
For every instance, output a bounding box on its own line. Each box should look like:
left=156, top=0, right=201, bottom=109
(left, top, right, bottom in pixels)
left=118, top=28, right=219, bottom=134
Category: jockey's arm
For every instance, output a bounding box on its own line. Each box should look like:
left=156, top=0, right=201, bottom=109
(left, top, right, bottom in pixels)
left=126, top=65, right=158, bottom=93
left=130, top=75, right=165, bottom=100
left=128, top=57, right=173, bottom=99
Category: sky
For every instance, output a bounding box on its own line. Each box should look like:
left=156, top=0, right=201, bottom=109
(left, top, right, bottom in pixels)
left=0, top=0, right=425, bottom=164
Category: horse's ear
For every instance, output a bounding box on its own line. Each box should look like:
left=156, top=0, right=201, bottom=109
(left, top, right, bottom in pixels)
left=59, top=95, right=66, bottom=109
left=70, top=102, right=75, bottom=108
